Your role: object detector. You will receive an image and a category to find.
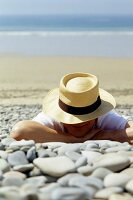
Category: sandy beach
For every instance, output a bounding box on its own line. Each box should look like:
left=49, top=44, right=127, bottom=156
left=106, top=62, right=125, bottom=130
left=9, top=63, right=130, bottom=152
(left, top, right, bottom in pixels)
left=0, top=55, right=133, bottom=105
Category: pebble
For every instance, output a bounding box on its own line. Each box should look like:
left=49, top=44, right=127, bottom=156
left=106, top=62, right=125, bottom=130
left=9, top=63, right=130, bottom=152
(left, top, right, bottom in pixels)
left=13, top=163, right=34, bottom=172
left=25, top=176, right=47, bottom=187
left=57, top=173, right=83, bottom=186
left=68, top=176, right=103, bottom=189
left=0, top=105, right=133, bottom=199
left=91, top=167, right=113, bottom=179
left=33, top=156, right=76, bottom=177
left=109, top=193, right=133, bottom=200
left=3, top=171, right=26, bottom=180
left=126, top=179, right=133, bottom=194
left=0, top=158, right=10, bottom=173
left=51, top=187, right=87, bottom=200
left=104, top=173, right=131, bottom=188
left=77, top=165, right=94, bottom=175
left=7, top=150, right=29, bottom=166
left=81, top=151, right=102, bottom=164
left=95, top=187, right=124, bottom=199
left=93, top=153, right=130, bottom=172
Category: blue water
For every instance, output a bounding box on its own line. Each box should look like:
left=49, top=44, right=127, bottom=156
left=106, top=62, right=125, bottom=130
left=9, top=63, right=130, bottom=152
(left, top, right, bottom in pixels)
left=0, top=15, right=133, bottom=57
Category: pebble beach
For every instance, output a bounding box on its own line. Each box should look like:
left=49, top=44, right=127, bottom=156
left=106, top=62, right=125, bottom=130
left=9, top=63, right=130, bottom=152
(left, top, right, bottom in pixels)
left=0, top=105, right=133, bottom=200
left=0, top=56, right=133, bottom=199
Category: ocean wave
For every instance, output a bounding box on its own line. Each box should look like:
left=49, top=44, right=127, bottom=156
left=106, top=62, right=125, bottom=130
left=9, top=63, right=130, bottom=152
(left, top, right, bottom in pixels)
left=0, top=31, right=133, bottom=37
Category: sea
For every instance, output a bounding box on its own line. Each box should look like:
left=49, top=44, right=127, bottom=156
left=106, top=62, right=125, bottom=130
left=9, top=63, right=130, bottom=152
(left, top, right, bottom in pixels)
left=0, top=14, right=133, bottom=57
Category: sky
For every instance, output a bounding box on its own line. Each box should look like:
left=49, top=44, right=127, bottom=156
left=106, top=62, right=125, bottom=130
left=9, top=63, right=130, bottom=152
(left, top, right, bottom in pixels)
left=0, top=0, right=133, bottom=16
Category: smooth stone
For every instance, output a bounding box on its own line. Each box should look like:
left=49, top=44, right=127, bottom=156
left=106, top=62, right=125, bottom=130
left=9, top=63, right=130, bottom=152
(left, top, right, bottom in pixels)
left=75, top=156, right=87, bottom=168
left=0, top=150, right=8, bottom=160
left=0, top=187, right=20, bottom=200
left=29, top=167, right=42, bottom=177
left=0, top=170, right=3, bottom=180
left=84, top=140, right=121, bottom=148
left=0, top=187, right=21, bottom=200
left=20, top=146, right=31, bottom=153
left=95, top=187, right=123, bottom=199
left=20, top=184, right=39, bottom=200
left=20, top=191, right=39, bottom=200
left=57, top=173, right=83, bottom=186
left=80, top=185, right=97, bottom=199
left=25, top=176, right=47, bottom=187
left=2, top=177, right=24, bottom=187
left=118, top=150, right=133, bottom=164
left=104, top=173, right=131, bottom=187
left=109, top=193, right=133, bottom=200
left=33, top=156, right=75, bottom=177
left=1, top=137, right=16, bottom=146
left=42, top=142, right=65, bottom=150
left=93, top=153, right=130, bottom=172
left=0, top=158, right=10, bottom=173
left=27, top=146, right=37, bottom=162
left=0, top=143, right=4, bottom=150
left=65, top=151, right=81, bottom=162
left=104, top=144, right=132, bottom=153
left=51, top=187, right=87, bottom=200
left=81, top=151, right=101, bottom=164
left=86, top=142, right=99, bottom=150
left=9, top=139, right=35, bottom=147
left=125, top=179, right=133, bottom=194
left=37, top=149, right=57, bottom=158
left=69, top=176, right=103, bottom=190
left=45, top=175, right=58, bottom=183
left=91, top=167, right=113, bottom=179
left=121, top=168, right=133, bottom=179
left=77, top=165, right=94, bottom=175
left=3, top=171, right=26, bottom=180
left=6, top=146, right=19, bottom=153
left=39, top=183, right=60, bottom=200
left=0, top=186, right=19, bottom=193
left=8, top=150, right=29, bottom=166
left=57, top=144, right=81, bottom=155
left=13, top=163, right=34, bottom=172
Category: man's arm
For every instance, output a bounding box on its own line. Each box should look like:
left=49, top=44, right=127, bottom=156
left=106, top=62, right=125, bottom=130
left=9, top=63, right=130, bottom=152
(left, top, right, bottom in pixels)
left=10, top=120, right=102, bottom=143
left=90, top=121, right=133, bottom=144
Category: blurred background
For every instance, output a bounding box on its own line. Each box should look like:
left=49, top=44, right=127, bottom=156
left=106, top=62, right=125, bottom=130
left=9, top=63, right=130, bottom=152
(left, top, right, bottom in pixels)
left=0, top=0, right=133, bottom=105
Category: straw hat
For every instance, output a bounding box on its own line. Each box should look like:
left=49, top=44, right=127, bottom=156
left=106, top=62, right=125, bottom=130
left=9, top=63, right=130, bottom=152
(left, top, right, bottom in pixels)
left=42, top=72, right=116, bottom=124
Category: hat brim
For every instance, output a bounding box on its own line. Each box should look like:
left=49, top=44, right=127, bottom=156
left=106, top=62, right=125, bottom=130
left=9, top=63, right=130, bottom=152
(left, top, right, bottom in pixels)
left=42, top=88, right=116, bottom=124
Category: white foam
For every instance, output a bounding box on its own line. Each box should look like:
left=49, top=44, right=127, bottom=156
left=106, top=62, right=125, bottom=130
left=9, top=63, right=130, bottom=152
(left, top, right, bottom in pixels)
left=0, top=30, right=133, bottom=37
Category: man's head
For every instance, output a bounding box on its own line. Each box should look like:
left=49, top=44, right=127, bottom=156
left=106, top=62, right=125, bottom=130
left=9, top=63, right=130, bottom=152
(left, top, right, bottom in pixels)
left=62, top=119, right=96, bottom=137
left=42, top=72, right=116, bottom=124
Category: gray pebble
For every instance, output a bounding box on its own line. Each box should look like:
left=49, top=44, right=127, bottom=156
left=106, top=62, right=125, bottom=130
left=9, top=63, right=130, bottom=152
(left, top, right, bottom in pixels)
left=8, top=150, right=29, bottom=166
left=27, top=146, right=37, bottom=162
left=75, top=156, right=87, bottom=168
left=68, top=176, right=103, bottom=190
left=91, top=167, right=113, bottom=179
left=25, top=176, right=47, bottom=187
left=13, top=163, right=34, bottom=173
left=93, top=153, right=130, bottom=172
left=2, top=177, right=24, bottom=187
left=51, top=187, right=87, bottom=200
left=0, top=158, right=10, bottom=173
left=65, top=151, right=81, bottom=162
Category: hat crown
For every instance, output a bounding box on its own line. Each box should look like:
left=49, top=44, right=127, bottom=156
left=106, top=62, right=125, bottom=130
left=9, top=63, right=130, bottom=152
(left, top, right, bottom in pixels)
left=66, top=77, right=95, bottom=92
left=59, top=73, right=99, bottom=107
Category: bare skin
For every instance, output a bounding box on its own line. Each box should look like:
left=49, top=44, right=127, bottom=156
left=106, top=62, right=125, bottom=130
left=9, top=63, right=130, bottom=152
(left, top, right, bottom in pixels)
left=10, top=118, right=133, bottom=144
